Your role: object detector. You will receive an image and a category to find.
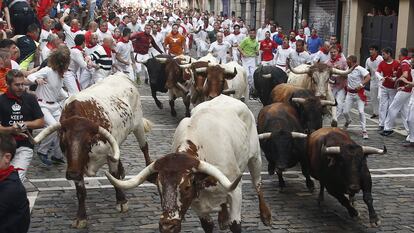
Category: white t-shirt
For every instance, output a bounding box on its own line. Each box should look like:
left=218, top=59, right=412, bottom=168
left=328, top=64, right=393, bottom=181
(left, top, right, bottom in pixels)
left=27, top=67, right=64, bottom=102
left=227, top=33, right=246, bottom=47
left=275, top=46, right=293, bottom=66
left=256, top=27, right=268, bottom=41
left=313, top=50, right=331, bottom=63
left=365, top=55, right=384, bottom=80
left=149, top=32, right=165, bottom=55
left=288, top=50, right=311, bottom=68
left=40, top=46, right=51, bottom=63
left=208, top=41, right=231, bottom=63
left=108, top=22, right=116, bottom=34
left=115, top=41, right=133, bottom=70
left=39, top=29, right=50, bottom=50
left=127, top=22, right=141, bottom=33
left=11, top=60, right=20, bottom=70
left=347, top=65, right=370, bottom=89
left=96, top=29, right=112, bottom=44
left=68, top=48, right=88, bottom=73
left=62, top=24, right=85, bottom=48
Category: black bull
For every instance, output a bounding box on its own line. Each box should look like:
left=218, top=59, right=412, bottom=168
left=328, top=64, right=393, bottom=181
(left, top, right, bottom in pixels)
left=253, top=65, right=288, bottom=105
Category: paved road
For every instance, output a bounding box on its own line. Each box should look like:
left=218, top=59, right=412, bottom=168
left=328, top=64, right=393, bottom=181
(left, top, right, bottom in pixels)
left=26, top=84, right=414, bottom=233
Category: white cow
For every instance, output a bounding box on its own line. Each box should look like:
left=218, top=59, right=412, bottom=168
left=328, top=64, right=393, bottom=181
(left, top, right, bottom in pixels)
left=106, top=95, right=272, bottom=232
left=220, top=61, right=249, bottom=102
left=31, top=73, right=153, bottom=228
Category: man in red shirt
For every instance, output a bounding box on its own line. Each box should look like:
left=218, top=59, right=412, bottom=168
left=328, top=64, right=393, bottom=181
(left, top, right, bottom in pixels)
left=260, top=31, right=277, bottom=66
left=375, top=47, right=399, bottom=130
left=381, top=48, right=412, bottom=136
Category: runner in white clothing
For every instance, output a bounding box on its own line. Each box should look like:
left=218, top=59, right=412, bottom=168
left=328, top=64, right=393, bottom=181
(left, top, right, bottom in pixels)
left=288, top=40, right=311, bottom=68
left=96, top=21, right=112, bottom=45
left=59, top=9, right=85, bottom=48
left=365, top=45, right=383, bottom=119
left=115, top=28, right=136, bottom=81
left=227, top=24, right=246, bottom=63
left=405, top=55, right=414, bottom=147
left=275, top=36, right=293, bottom=72
left=313, top=41, right=331, bottom=63
left=343, top=55, right=371, bottom=139
left=26, top=47, right=70, bottom=166
left=64, top=34, right=89, bottom=95
left=208, top=32, right=232, bottom=64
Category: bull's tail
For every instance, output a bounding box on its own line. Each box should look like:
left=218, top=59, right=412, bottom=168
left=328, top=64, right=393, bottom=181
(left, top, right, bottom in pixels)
left=143, top=118, right=153, bottom=133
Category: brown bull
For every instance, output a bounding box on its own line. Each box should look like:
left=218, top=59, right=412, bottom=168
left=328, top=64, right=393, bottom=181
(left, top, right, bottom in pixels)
left=307, top=127, right=386, bottom=227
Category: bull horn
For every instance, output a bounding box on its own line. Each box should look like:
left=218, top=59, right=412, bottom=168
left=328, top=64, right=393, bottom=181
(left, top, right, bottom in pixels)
left=195, top=67, right=208, bottom=73
left=98, top=126, right=120, bottom=161
left=203, top=78, right=208, bottom=89
left=289, top=64, right=310, bottom=74
left=176, top=82, right=188, bottom=93
left=33, top=123, right=61, bottom=144
left=179, top=63, right=192, bottom=69
left=320, top=100, right=337, bottom=106
left=331, top=65, right=355, bottom=76
left=222, top=88, right=236, bottom=95
left=322, top=146, right=341, bottom=154
left=219, top=58, right=222, bottom=65
left=258, top=132, right=272, bottom=140
left=262, top=74, right=272, bottom=78
left=105, top=162, right=156, bottom=189
left=196, top=161, right=241, bottom=191
left=291, top=132, right=307, bottom=138
left=208, top=63, right=216, bottom=67
left=151, top=53, right=155, bottom=58
left=362, top=145, right=387, bottom=155
left=224, top=67, right=237, bottom=76
left=291, top=97, right=306, bottom=104
left=156, top=57, right=167, bottom=63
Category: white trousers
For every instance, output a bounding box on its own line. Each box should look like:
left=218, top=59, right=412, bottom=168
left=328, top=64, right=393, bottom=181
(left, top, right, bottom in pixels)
left=195, top=39, right=208, bottom=58
left=232, top=48, right=241, bottom=64
left=343, top=92, right=366, bottom=131
left=79, top=68, right=94, bottom=90
left=10, top=146, right=33, bottom=182
left=93, top=69, right=111, bottom=84
left=384, top=91, right=410, bottom=131
left=135, top=53, right=150, bottom=82
left=63, top=71, right=80, bottom=95
left=407, top=92, right=414, bottom=142
left=369, top=79, right=380, bottom=115
left=241, top=56, right=256, bottom=91
left=37, top=102, right=63, bottom=159
left=378, top=86, right=397, bottom=126
left=331, top=87, right=346, bottom=121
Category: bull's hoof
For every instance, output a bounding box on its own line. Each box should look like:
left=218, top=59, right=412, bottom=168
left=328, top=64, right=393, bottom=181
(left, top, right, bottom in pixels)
left=331, top=120, right=338, bottom=127
left=116, top=201, right=129, bottom=213
left=72, top=219, right=87, bottom=229
left=219, top=221, right=229, bottom=230
left=278, top=180, right=286, bottom=189
left=156, top=101, right=163, bottom=109
left=348, top=207, right=359, bottom=218
left=306, top=180, right=315, bottom=193
left=370, top=217, right=381, bottom=228
left=259, top=205, right=272, bottom=226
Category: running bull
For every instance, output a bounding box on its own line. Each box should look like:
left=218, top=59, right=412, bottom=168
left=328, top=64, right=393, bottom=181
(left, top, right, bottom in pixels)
left=307, top=127, right=386, bottom=227
left=31, top=73, right=153, bottom=228
left=106, top=95, right=272, bottom=233
left=253, top=65, right=288, bottom=105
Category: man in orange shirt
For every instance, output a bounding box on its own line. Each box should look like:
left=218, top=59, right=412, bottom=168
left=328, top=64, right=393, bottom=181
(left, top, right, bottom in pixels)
left=164, top=24, right=186, bottom=56
left=0, top=50, right=11, bottom=94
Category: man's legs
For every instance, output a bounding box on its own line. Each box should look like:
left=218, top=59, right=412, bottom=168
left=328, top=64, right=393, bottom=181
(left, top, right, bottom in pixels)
left=357, top=96, right=367, bottom=132
left=63, top=71, right=80, bottom=95
left=10, top=147, right=34, bottom=181
left=369, top=80, right=379, bottom=116
left=383, top=91, right=411, bottom=132
left=343, top=92, right=354, bottom=127
left=378, top=87, right=397, bottom=127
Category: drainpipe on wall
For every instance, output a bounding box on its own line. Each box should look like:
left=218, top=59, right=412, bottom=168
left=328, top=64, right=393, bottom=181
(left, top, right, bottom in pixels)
left=342, top=0, right=350, bottom=57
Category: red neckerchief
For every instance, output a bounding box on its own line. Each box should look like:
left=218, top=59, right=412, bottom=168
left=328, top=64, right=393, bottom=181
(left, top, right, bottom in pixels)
left=224, top=31, right=230, bottom=37
left=70, top=25, right=80, bottom=33
left=51, top=28, right=60, bottom=34
left=298, top=34, right=305, bottom=39
left=0, top=166, right=23, bottom=182
left=233, top=31, right=240, bottom=35
left=85, top=31, right=92, bottom=48
left=290, top=38, right=296, bottom=43
left=370, top=54, right=378, bottom=61
left=5, top=89, right=21, bottom=104
left=330, top=54, right=341, bottom=63
left=400, top=56, right=410, bottom=62
left=46, top=42, right=56, bottom=50
left=278, top=33, right=284, bottom=38
left=42, top=26, right=49, bottom=31
left=71, top=45, right=83, bottom=51
left=118, top=37, right=129, bottom=43
left=113, top=34, right=121, bottom=40
left=320, top=47, right=329, bottom=54
left=311, top=34, right=318, bottom=39
left=282, top=44, right=290, bottom=49
left=102, top=45, right=112, bottom=57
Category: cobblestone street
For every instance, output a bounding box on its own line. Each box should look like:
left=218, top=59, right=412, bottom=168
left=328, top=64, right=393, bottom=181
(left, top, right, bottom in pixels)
left=26, top=85, right=414, bottom=233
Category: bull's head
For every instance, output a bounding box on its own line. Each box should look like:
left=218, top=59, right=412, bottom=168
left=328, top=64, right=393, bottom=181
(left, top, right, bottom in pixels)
left=322, top=144, right=386, bottom=194
left=258, top=131, right=307, bottom=171
left=105, top=153, right=241, bottom=233
left=288, top=62, right=355, bottom=98
left=32, top=117, right=120, bottom=181
left=164, top=58, right=191, bottom=93
left=204, top=65, right=237, bottom=100
left=290, top=97, right=336, bottom=133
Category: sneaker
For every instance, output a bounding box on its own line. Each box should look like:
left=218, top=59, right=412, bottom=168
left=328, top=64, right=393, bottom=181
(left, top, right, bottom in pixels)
left=370, top=114, right=378, bottom=119
left=38, top=153, right=52, bottom=166
left=380, top=130, right=394, bottom=136
left=51, top=156, right=65, bottom=164
left=362, top=131, right=369, bottom=139
left=343, top=120, right=352, bottom=130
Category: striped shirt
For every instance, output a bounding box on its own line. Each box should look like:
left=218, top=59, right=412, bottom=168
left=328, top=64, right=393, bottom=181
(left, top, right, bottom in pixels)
left=90, top=46, right=112, bottom=71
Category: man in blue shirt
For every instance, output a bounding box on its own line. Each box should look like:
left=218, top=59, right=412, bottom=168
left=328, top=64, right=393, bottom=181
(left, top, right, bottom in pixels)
left=306, top=28, right=323, bottom=54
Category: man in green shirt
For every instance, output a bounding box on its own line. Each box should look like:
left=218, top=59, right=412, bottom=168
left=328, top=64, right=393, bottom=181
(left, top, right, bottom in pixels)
left=239, top=28, right=259, bottom=97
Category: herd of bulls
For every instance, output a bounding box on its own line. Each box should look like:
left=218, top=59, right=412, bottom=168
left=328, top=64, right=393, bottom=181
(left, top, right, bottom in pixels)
left=30, top=53, right=387, bottom=232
